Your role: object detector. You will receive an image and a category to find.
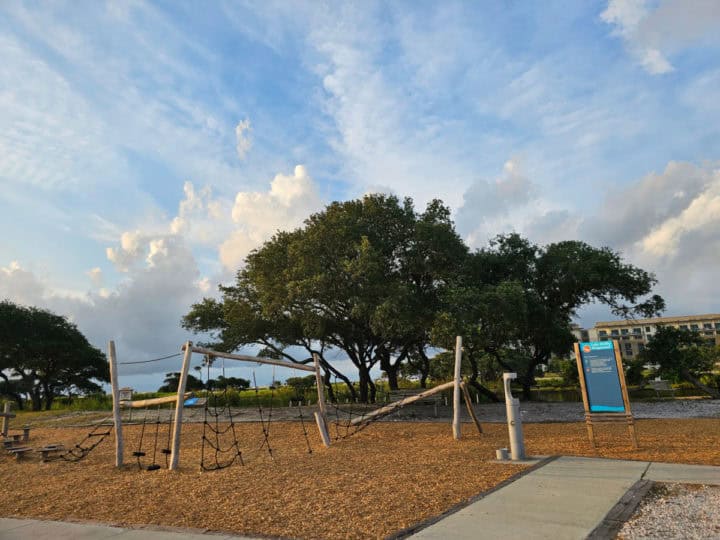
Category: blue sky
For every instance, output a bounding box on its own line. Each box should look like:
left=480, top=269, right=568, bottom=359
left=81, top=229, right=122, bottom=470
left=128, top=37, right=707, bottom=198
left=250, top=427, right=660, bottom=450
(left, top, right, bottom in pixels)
left=1, top=1, right=719, bottom=390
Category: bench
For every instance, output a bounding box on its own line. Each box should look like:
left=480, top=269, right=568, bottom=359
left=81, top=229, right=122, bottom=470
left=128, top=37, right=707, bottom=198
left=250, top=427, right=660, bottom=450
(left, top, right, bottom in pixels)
left=648, top=380, right=675, bottom=398
left=2, top=434, right=22, bottom=448
left=7, top=447, right=33, bottom=461
left=38, top=444, right=65, bottom=462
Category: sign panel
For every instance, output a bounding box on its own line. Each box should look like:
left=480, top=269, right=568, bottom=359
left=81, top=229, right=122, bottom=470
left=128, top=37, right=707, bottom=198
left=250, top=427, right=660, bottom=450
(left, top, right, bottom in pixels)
left=577, top=341, right=626, bottom=413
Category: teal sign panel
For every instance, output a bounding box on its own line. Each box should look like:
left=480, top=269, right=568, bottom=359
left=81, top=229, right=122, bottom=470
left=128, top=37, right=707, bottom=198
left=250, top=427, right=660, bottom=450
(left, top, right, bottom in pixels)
left=578, top=341, right=626, bottom=413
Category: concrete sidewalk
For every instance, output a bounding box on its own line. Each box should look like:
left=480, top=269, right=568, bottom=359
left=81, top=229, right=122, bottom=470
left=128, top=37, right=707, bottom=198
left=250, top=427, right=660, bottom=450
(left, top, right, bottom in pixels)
left=409, top=456, right=720, bottom=539
left=0, top=519, right=256, bottom=540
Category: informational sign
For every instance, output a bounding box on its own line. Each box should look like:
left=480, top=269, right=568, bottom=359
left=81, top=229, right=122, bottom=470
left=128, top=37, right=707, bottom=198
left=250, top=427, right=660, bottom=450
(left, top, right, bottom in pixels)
left=576, top=341, right=627, bottom=413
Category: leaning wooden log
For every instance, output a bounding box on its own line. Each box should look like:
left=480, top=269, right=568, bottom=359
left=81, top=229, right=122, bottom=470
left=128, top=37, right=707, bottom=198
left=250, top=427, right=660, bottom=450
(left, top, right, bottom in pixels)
left=120, top=392, right=192, bottom=409
left=349, top=381, right=455, bottom=426
left=460, top=381, right=483, bottom=434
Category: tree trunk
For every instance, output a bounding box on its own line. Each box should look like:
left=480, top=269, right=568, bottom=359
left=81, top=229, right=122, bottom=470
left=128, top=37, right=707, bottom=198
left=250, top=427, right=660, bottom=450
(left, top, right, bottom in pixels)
left=379, top=348, right=404, bottom=391
left=468, top=379, right=501, bottom=403
left=682, top=369, right=720, bottom=399
left=30, top=390, right=42, bottom=411
left=385, top=365, right=399, bottom=391
left=417, top=349, right=430, bottom=389
left=466, top=353, right=500, bottom=402
left=319, top=357, right=356, bottom=402
left=358, top=366, right=371, bottom=403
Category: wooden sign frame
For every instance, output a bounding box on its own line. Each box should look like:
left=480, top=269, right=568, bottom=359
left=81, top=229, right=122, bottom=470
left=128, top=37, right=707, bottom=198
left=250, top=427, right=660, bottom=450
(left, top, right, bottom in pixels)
left=574, top=340, right=638, bottom=449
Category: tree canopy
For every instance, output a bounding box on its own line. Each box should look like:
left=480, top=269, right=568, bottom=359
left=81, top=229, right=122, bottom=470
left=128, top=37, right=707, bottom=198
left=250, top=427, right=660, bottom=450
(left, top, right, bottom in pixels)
left=0, top=300, right=109, bottom=410
left=639, top=326, right=719, bottom=398
left=183, top=195, right=665, bottom=403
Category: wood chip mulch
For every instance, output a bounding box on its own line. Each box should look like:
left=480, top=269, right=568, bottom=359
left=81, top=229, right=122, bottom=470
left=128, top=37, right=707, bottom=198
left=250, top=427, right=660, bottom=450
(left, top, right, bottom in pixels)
left=0, top=418, right=718, bottom=539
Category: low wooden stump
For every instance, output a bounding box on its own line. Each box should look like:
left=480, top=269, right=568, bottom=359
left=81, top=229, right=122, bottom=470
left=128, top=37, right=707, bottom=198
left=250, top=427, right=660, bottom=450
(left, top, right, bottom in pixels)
left=38, top=444, right=65, bottom=462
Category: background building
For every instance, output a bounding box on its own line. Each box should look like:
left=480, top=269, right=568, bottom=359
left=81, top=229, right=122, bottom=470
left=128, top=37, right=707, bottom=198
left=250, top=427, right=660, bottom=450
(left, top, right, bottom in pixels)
left=574, top=314, right=720, bottom=361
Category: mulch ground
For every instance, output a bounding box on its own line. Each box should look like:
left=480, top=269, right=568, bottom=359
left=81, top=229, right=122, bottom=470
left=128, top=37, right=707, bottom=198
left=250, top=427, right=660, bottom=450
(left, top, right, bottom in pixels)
left=0, top=418, right=718, bottom=539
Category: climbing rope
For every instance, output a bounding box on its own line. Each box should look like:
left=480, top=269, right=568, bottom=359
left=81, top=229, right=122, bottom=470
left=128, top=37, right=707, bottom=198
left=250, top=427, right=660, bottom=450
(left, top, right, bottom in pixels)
left=200, top=356, right=244, bottom=471
left=51, top=415, right=114, bottom=462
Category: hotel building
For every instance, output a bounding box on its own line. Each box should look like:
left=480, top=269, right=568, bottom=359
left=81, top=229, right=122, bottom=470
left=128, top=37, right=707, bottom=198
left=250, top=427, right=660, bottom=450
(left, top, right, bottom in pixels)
left=574, top=314, right=720, bottom=361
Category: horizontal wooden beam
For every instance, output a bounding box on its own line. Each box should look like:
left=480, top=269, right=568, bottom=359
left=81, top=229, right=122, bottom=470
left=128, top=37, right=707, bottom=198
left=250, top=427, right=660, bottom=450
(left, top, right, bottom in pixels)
left=188, top=345, right=316, bottom=372
left=350, top=381, right=455, bottom=426
left=120, top=392, right=192, bottom=409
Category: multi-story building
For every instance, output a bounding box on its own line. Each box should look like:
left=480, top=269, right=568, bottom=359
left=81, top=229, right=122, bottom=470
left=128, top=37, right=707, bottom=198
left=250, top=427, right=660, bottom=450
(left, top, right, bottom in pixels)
left=577, top=314, right=720, bottom=361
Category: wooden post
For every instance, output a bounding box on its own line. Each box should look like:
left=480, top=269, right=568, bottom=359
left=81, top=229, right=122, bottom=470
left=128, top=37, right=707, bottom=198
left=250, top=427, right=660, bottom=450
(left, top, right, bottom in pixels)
left=460, top=382, right=483, bottom=435
left=312, top=353, right=331, bottom=448
left=108, top=341, right=123, bottom=468
left=169, top=341, right=193, bottom=471
left=1, top=402, right=11, bottom=437
left=453, top=336, right=462, bottom=440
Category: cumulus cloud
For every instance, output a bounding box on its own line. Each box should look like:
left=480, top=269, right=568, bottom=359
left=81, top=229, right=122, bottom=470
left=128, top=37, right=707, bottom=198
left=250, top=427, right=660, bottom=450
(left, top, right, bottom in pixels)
left=219, top=165, right=323, bottom=269
left=455, top=157, right=537, bottom=245
left=601, top=0, right=720, bottom=74
left=0, top=242, right=206, bottom=379
left=235, top=118, right=252, bottom=160
left=639, top=171, right=720, bottom=257
left=0, top=261, right=47, bottom=306
left=106, top=230, right=145, bottom=272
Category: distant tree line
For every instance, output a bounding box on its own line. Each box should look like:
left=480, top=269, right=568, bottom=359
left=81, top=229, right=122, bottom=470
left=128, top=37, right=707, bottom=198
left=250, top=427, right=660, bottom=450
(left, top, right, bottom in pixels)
left=183, top=194, right=668, bottom=403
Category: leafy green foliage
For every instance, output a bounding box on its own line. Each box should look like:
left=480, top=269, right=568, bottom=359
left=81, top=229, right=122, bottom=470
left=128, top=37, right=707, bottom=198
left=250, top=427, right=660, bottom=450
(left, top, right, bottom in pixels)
left=639, top=326, right=719, bottom=397
left=0, top=300, right=109, bottom=410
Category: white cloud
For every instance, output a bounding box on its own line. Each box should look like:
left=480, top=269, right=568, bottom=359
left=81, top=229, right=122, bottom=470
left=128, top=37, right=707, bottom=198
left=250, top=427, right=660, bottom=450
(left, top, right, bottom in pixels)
left=219, top=165, right=323, bottom=269
left=235, top=118, right=253, bottom=160
left=455, top=157, right=538, bottom=246
left=601, top=0, right=720, bottom=74
left=86, top=267, right=103, bottom=287
left=639, top=172, right=720, bottom=256
left=106, top=230, right=145, bottom=272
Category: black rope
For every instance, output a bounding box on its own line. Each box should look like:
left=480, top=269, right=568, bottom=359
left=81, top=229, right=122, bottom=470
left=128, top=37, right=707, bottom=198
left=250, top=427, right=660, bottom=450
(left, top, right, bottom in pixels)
left=200, top=356, right=244, bottom=471
left=132, top=406, right=150, bottom=470
left=297, top=402, right=313, bottom=454
left=253, top=371, right=274, bottom=460
left=118, top=352, right=183, bottom=365
left=49, top=415, right=114, bottom=462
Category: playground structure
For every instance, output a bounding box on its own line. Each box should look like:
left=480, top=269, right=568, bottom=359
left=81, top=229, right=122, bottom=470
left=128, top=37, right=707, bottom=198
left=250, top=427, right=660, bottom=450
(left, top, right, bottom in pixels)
left=105, top=336, right=482, bottom=470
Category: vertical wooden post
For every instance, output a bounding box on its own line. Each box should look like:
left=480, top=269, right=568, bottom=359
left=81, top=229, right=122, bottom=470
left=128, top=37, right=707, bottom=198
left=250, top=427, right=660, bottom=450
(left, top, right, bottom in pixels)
left=1, top=402, right=11, bottom=437
left=312, top=353, right=331, bottom=448
left=169, top=341, right=193, bottom=471
left=108, top=341, right=123, bottom=467
left=453, top=335, right=462, bottom=440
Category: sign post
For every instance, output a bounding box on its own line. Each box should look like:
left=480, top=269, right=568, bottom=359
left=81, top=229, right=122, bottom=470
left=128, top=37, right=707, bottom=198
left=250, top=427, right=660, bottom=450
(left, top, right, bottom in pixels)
left=574, top=340, right=638, bottom=449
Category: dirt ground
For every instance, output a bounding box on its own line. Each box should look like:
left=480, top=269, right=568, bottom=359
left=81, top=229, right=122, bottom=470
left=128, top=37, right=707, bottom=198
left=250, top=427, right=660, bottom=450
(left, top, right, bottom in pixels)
left=1, top=418, right=719, bottom=539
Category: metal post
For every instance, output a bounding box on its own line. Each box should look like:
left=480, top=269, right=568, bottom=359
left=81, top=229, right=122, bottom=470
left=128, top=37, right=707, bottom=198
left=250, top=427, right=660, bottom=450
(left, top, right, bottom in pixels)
left=452, top=336, right=462, bottom=440
left=108, top=341, right=123, bottom=467
left=503, top=372, right=526, bottom=460
left=169, top=341, right=193, bottom=471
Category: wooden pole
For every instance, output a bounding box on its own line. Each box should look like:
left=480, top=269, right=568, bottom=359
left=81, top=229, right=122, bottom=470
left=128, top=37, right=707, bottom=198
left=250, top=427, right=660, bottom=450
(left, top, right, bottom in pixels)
left=169, top=341, right=193, bottom=471
left=453, top=336, right=462, bottom=440
left=460, top=382, right=483, bottom=435
left=120, top=393, right=192, bottom=409
left=108, top=341, right=123, bottom=468
left=349, top=381, right=455, bottom=426
left=1, top=402, right=11, bottom=437
left=189, top=345, right=315, bottom=372
left=312, top=353, right=331, bottom=448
